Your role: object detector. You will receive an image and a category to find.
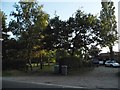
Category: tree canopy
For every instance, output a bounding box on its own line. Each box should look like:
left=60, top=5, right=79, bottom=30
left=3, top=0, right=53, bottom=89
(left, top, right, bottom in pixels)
left=8, top=1, right=49, bottom=70
left=99, top=1, right=118, bottom=60
left=2, top=1, right=118, bottom=71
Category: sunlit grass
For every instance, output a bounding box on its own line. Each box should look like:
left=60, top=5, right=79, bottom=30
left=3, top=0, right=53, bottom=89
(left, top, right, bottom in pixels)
left=26, top=63, right=54, bottom=67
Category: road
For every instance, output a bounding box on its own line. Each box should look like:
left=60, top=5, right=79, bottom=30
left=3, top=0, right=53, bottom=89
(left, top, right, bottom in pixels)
left=2, top=79, right=61, bottom=88
left=2, top=79, right=114, bottom=90
left=2, top=79, right=85, bottom=89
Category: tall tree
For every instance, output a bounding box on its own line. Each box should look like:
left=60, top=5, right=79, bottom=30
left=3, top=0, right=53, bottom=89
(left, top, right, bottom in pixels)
left=0, top=10, right=8, bottom=40
left=42, top=16, right=70, bottom=73
left=100, top=1, right=118, bottom=60
left=0, top=10, right=10, bottom=61
left=67, top=10, right=100, bottom=60
left=0, top=10, right=18, bottom=70
left=43, top=10, right=101, bottom=59
left=9, top=1, right=49, bottom=70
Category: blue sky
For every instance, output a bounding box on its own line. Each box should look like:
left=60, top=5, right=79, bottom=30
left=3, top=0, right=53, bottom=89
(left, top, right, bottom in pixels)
left=1, top=0, right=118, bottom=22
left=0, top=0, right=119, bottom=53
left=0, top=2, right=102, bottom=22
left=40, top=2, right=101, bottom=20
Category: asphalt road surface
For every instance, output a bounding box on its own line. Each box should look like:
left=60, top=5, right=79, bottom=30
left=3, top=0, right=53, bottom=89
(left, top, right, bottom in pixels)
left=2, top=79, right=86, bottom=89
left=2, top=79, right=118, bottom=90
left=2, top=79, right=64, bottom=88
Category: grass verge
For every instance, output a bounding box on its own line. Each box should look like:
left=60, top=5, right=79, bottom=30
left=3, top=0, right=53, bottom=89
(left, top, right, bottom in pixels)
left=2, top=65, right=94, bottom=76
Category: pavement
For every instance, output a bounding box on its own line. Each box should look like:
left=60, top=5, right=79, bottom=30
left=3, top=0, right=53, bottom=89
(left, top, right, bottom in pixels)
left=2, top=66, right=120, bottom=89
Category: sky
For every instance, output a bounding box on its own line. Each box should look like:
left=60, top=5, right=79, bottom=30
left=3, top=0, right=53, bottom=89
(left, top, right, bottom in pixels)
left=0, top=0, right=119, bottom=53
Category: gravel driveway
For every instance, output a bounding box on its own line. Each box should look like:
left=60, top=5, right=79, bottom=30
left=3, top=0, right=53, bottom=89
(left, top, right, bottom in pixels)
left=2, top=66, right=120, bottom=89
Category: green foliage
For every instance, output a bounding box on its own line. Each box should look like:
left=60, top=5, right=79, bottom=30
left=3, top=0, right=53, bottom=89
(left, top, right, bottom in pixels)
left=8, top=1, right=49, bottom=70
left=2, top=38, right=27, bottom=70
left=1, top=10, right=13, bottom=70
left=89, top=45, right=101, bottom=59
left=99, top=1, right=118, bottom=47
left=0, top=10, right=8, bottom=38
left=3, top=1, right=118, bottom=72
left=100, top=1, right=118, bottom=60
left=59, top=56, right=81, bottom=69
left=42, top=16, right=69, bottom=51
left=66, top=10, right=100, bottom=59
left=2, top=59, right=26, bottom=70
left=42, top=10, right=100, bottom=60
left=59, top=56, right=92, bottom=69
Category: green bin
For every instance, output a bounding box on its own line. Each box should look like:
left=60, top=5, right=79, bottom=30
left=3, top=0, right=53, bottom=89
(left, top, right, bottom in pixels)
left=54, top=65, right=59, bottom=74
left=61, top=65, right=67, bottom=75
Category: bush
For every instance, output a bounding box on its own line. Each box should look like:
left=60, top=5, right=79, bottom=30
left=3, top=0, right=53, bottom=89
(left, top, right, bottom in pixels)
left=59, top=56, right=93, bottom=70
left=59, top=56, right=81, bottom=69
left=2, top=59, right=26, bottom=70
left=82, top=60, right=93, bottom=67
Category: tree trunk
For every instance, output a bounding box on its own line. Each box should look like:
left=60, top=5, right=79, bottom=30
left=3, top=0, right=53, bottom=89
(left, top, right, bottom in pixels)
left=109, top=46, right=114, bottom=60
left=40, top=60, right=43, bottom=69
left=27, top=48, right=33, bottom=71
left=71, top=47, right=75, bottom=56
left=29, top=59, right=33, bottom=71
left=48, top=59, right=50, bottom=66
left=40, top=54, right=43, bottom=69
left=37, top=62, right=39, bottom=67
left=58, top=59, right=62, bottom=74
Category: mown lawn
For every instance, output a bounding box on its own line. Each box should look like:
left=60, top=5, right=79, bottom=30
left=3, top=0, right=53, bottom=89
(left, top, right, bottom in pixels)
left=2, top=64, right=95, bottom=76
left=2, top=65, right=54, bottom=76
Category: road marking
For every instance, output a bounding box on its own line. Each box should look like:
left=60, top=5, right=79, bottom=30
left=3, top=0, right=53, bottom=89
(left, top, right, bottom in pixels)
left=3, top=79, right=85, bottom=88
left=30, top=81, right=85, bottom=88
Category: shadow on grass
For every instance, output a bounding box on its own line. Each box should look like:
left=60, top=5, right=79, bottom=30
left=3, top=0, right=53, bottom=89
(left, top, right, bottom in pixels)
left=2, top=65, right=54, bottom=77
left=2, top=65, right=95, bottom=77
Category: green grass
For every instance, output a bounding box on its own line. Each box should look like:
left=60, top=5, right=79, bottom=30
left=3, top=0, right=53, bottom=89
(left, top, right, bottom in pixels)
left=2, top=65, right=54, bottom=76
left=2, top=65, right=94, bottom=76
left=2, top=70, right=28, bottom=76
left=26, top=63, right=54, bottom=67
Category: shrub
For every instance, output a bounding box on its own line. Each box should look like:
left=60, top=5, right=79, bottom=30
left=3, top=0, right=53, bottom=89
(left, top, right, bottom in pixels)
left=59, top=56, right=82, bottom=69
left=2, top=59, right=26, bottom=70
left=58, top=56, right=93, bottom=70
left=81, top=60, right=93, bottom=67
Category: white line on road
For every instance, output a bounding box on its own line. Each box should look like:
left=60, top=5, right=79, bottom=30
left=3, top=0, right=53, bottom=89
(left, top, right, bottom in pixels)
left=30, top=81, right=85, bottom=88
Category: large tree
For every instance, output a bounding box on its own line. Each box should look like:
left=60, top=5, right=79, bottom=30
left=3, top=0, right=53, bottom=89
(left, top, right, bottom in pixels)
left=42, top=10, right=101, bottom=73
left=100, top=1, right=118, bottom=60
left=0, top=10, right=10, bottom=61
left=9, top=1, right=49, bottom=70
left=0, top=10, right=19, bottom=70
left=42, top=16, right=70, bottom=73
left=67, top=10, right=100, bottom=60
